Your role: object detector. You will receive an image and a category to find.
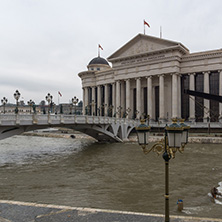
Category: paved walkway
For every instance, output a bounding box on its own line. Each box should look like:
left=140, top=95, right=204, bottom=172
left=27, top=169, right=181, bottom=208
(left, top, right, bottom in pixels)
left=0, top=200, right=221, bottom=222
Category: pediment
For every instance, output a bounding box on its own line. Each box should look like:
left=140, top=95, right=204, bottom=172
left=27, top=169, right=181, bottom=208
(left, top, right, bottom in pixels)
left=108, top=34, right=189, bottom=60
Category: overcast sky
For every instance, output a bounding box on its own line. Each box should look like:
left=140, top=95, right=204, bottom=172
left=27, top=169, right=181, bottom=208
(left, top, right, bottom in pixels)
left=0, top=0, right=222, bottom=105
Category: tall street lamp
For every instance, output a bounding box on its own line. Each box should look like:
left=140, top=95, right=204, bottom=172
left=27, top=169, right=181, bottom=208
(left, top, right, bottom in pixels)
left=108, top=105, right=114, bottom=117
left=1, top=97, right=8, bottom=114
left=72, top=96, right=79, bottom=115
left=27, top=99, right=34, bottom=113
left=14, top=90, right=21, bottom=114
left=126, top=107, right=131, bottom=118
left=97, top=107, right=100, bottom=116
left=45, top=93, right=53, bottom=113
left=117, top=106, right=122, bottom=118
left=90, top=100, right=96, bottom=116
left=136, top=118, right=190, bottom=222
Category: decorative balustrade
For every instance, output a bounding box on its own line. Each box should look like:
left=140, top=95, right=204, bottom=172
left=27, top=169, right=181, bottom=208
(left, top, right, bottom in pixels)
left=0, top=114, right=139, bottom=127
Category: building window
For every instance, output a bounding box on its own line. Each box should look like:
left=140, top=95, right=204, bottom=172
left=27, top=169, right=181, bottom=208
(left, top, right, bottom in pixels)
left=181, top=75, right=189, bottom=120
left=97, top=68, right=100, bottom=71
left=195, top=73, right=204, bottom=122
left=210, top=72, right=219, bottom=122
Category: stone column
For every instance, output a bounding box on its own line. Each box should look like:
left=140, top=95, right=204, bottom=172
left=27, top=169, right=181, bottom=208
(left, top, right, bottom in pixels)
left=147, top=76, right=153, bottom=122
left=172, top=73, right=178, bottom=119
left=92, top=86, right=96, bottom=115
left=159, top=75, right=165, bottom=121
left=85, top=87, right=89, bottom=115
left=97, top=85, right=101, bottom=116
left=112, top=83, right=116, bottom=117
left=104, top=84, right=109, bottom=116
left=178, top=75, right=181, bottom=119
left=126, top=79, right=131, bottom=119
left=204, top=71, right=210, bottom=122
left=116, top=81, right=121, bottom=118
left=82, top=88, right=85, bottom=115
left=219, top=70, right=222, bottom=122
left=189, top=73, right=195, bottom=122
left=136, top=78, right=141, bottom=119
left=121, top=81, right=126, bottom=116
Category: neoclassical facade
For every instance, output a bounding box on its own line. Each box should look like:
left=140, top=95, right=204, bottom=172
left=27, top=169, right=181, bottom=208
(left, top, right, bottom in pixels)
left=78, top=34, right=222, bottom=123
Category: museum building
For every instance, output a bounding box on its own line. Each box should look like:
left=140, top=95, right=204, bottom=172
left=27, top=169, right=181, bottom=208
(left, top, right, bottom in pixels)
left=78, top=33, right=222, bottom=123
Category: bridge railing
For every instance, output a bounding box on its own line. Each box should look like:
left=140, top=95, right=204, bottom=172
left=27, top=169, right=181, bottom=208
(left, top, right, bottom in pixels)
left=0, top=113, right=139, bottom=126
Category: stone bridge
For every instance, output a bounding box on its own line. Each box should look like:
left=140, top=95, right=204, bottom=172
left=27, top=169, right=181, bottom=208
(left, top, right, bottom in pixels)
left=0, top=114, right=139, bottom=142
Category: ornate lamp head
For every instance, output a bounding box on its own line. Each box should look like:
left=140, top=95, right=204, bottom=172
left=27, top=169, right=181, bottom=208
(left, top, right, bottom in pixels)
left=136, top=119, right=151, bottom=148
left=166, top=119, right=183, bottom=148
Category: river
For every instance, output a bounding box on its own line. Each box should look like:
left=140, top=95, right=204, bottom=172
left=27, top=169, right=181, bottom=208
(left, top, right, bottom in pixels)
left=0, top=135, right=221, bottom=219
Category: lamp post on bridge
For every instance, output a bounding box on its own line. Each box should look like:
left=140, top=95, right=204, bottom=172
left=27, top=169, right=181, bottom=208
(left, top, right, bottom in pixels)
left=97, top=107, right=100, bottom=116
left=117, top=106, right=122, bottom=118
left=104, top=103, right=107, bottom=116
left=134, top=110, right=139, bottom=119
left=27, top=99, right=34, bottom=114
left=72, top=96, right=79, bottom=115
left=14, top=90, right=21, bottom=114
left=90, top=100, right=95, bottom=116
left=45, top=93, right=53, bottom=114
left=136, top=118, right=190, bottom=222
left=108, top=105, right=114, bottom=117
left=1, top=97, right=8, bottom=114
left=125, top=107, right=131, bottom=118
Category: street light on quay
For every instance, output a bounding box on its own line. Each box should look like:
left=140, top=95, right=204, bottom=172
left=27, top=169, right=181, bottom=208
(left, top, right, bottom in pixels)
left=1, top=97, right=8, bottom=114
left=136, top=118, right=190, bottom=222
left=45, top=93, right=53, bottom=113
left=27, top=99, right=34, bottom=114
left=72, top=96, right=79, bottom=115
left=14, top=90, right=21, bottom=114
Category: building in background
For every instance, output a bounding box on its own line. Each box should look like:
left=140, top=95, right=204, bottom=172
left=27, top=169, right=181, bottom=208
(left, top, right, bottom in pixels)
left=78, top=33, right=222, bottom=123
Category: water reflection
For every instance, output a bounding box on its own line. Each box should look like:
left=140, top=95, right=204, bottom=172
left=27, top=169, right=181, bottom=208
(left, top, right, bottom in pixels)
left=0, top=136, right=221, bottom=219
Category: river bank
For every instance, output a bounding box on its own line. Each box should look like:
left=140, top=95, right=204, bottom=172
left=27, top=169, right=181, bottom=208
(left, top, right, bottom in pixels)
left=22, top=128, right=222, bottom=143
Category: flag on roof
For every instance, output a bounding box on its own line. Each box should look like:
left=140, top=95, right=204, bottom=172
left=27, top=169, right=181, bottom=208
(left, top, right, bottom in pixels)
left=144, top=20, right=150, bottom=28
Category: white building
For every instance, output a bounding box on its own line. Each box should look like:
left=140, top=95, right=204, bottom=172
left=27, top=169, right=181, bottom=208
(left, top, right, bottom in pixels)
left=78, top=33, right=222, bottom=123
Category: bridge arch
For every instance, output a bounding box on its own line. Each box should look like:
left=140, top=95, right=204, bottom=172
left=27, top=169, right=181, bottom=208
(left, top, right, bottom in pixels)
left=0, top=114, right=139, bottom=142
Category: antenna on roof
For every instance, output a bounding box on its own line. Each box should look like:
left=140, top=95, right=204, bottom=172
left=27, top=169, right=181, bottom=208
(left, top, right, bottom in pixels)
left=160, top=26, right=162, bottom=38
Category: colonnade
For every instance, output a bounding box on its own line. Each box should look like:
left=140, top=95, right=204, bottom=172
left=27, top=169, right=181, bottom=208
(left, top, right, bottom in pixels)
left=82, top=73, right=182, bottom=121
left=82, top=70, right=222, bottom=122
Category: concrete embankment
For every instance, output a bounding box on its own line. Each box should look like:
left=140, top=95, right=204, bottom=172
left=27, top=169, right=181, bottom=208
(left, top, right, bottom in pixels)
left=0, top=200, right=221, bottom=222
left=23, top=129, right=222, bottom=144
left=129, top=134, right=222, bottom=144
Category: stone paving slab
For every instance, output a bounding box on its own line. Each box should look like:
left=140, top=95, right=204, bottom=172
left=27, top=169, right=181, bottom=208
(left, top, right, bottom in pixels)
left=0, top=200, right=221, bottom=222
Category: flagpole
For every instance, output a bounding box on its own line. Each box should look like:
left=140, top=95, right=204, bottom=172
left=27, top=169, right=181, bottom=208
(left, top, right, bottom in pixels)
left=160, top=26, right=162, bottom=38
left=143, top=20, right=145, bottom=35
left=98, top=44, right=100, bottom=57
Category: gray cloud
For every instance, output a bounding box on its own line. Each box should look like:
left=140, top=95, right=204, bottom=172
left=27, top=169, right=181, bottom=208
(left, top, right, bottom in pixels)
left=0, top=0, right=222, bottom=104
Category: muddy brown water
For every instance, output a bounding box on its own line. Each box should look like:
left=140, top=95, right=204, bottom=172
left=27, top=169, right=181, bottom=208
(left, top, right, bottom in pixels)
left=0, top=135, right=221, bottom=219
